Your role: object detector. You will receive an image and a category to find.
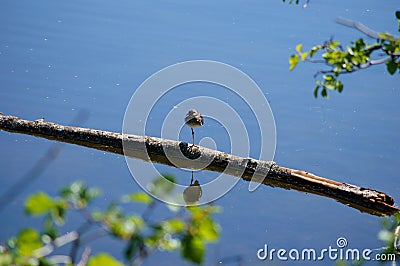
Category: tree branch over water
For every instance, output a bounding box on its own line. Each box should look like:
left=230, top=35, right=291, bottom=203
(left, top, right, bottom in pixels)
left=289, top=15, right=400, bottom=98
left=0, top=113, right=398, bottom=216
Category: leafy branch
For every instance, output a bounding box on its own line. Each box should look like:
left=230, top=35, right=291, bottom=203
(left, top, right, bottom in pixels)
left=289, top=15, right=400, bottom=98
left=379, top=212, right=400, bottom=258
left=0, top=177, right=220, bottom=265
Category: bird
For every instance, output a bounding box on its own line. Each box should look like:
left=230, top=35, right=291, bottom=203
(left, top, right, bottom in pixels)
left=184, top=109, right=204, bottom=146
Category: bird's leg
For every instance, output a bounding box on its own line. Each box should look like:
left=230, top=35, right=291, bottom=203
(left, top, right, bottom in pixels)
left=190, top=170, right=194, bottom=185
left=191, top=128, right=195, bottom=146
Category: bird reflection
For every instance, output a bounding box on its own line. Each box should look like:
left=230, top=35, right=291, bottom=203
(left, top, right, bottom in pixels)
left=183, top=171, right=202, bottom=205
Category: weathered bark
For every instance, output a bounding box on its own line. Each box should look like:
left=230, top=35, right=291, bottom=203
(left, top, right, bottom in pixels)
left=0, top=114, right=398, bottom=216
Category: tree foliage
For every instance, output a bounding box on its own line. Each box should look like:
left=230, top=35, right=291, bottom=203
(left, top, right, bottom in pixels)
left=378, top=212, right=400, bottom=259
left=287, top=8, right=400, bottom=98
left=0, top=177, right=220, bottom=265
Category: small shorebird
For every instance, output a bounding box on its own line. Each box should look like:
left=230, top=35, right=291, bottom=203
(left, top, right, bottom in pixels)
left=184, top=109, right=204, bottom=145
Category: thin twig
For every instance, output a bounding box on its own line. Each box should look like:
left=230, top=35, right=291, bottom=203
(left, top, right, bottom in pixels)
left=335, top=17, right=380, bottom=39
left=70, top=209, right=97, bottom=263
left=141, top=201, right=156, bottom=223
left=0, top=142, right=61, bottom=212
left=69, top=234, right=81, bottom=264
left=46, top=255, right=72, bottom=265
left=33, top=231, right=79, bottom=257
left=77, top=246, right=91, bottom=266
left=0, top=110, right=88, bottom=213
left=314, top=56, right=392, bottom=77
left=80, top=228, right=108, bottom=246
left=131, top=246, right=156, bottom=266
left=303, top=58, right=326, bottom=64
left=70, top=227, right=108, bottom=263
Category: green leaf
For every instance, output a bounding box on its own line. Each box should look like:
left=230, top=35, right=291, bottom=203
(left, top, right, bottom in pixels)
left=310, top=46, right=321, bottom=57
left=321, top=88, right=327, bottom=98
left=128, top=215, right=145, bottom=229
left=394, top=211, right=400, bottom=221
left=207, top=205, right=221, bottom=214
left=331, top=40, right=340, bottom=48
left=323, top=75, right=333, bottom=81
left=0, top=253, right=12, bottom=265
left=112, top=220, right=136, bottom=239
left=354, top=38, right=366, bottom=50
left=197, top=218, right=219, bottom=242
left=150, top=175, right=176, bottom=197
left=289, top=54, right=299, bottom=71
left=386, top=60, right=397, bottom=75
left=300, top=52, right=308, bottom=61
left=109, top=218, right=135, bottom=239
left=25, top=192, right=54, bottom=216
left=91, top=210, right=104, bottom=221
left=282, top=0, right=300, bottom=4
left=87, top=253, right=124, bottom=266
left=396, top=11, right=400, bottom=32
left=187, top=205, right=220, bottom=218
left=313, top=86, right=320, bottom=98
left=42, top=227, right=58, bottom=241
left=50, top=199, right=68, bottom=225
left=16, top=228, right=42, bottom=257
left=295, top=44, right=303, bottom=53
left=60, top=182, right=100, bottom=208
left=378, top=32, right=395, bottom=42
left=181, top=235, right=204, bottom=265
left=378, top=230, right=393, bottom=243
left=104, top=205, right=144, bottom=239
left=162, top=219, right=186, bottom=234
left=122, top=192, right=152, bottom=205
left=124, top=235, right=143, bottom=260
left=337, top=81, right=344, bottom=93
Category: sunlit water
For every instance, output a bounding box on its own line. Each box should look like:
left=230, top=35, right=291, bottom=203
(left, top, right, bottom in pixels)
left=0, top=1, right=399, bottom=265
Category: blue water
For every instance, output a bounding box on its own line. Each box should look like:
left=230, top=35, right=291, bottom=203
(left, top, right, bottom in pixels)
left=1, top=0, right=399, bottom=265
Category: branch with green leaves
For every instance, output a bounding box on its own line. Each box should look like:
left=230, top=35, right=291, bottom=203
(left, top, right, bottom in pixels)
left=0, top=177, right=220, bottom=266
left=289, top=15, right=400, bottom=98
left=379, top=212, right=400, bottom=259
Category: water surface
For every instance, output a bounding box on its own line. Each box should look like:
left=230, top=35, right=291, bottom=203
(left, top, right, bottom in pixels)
left=0, top=1, right=399, bottom=265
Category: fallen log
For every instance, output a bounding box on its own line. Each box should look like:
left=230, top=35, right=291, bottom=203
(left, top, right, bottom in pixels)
left=0, top=113, right=398, bottom=216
